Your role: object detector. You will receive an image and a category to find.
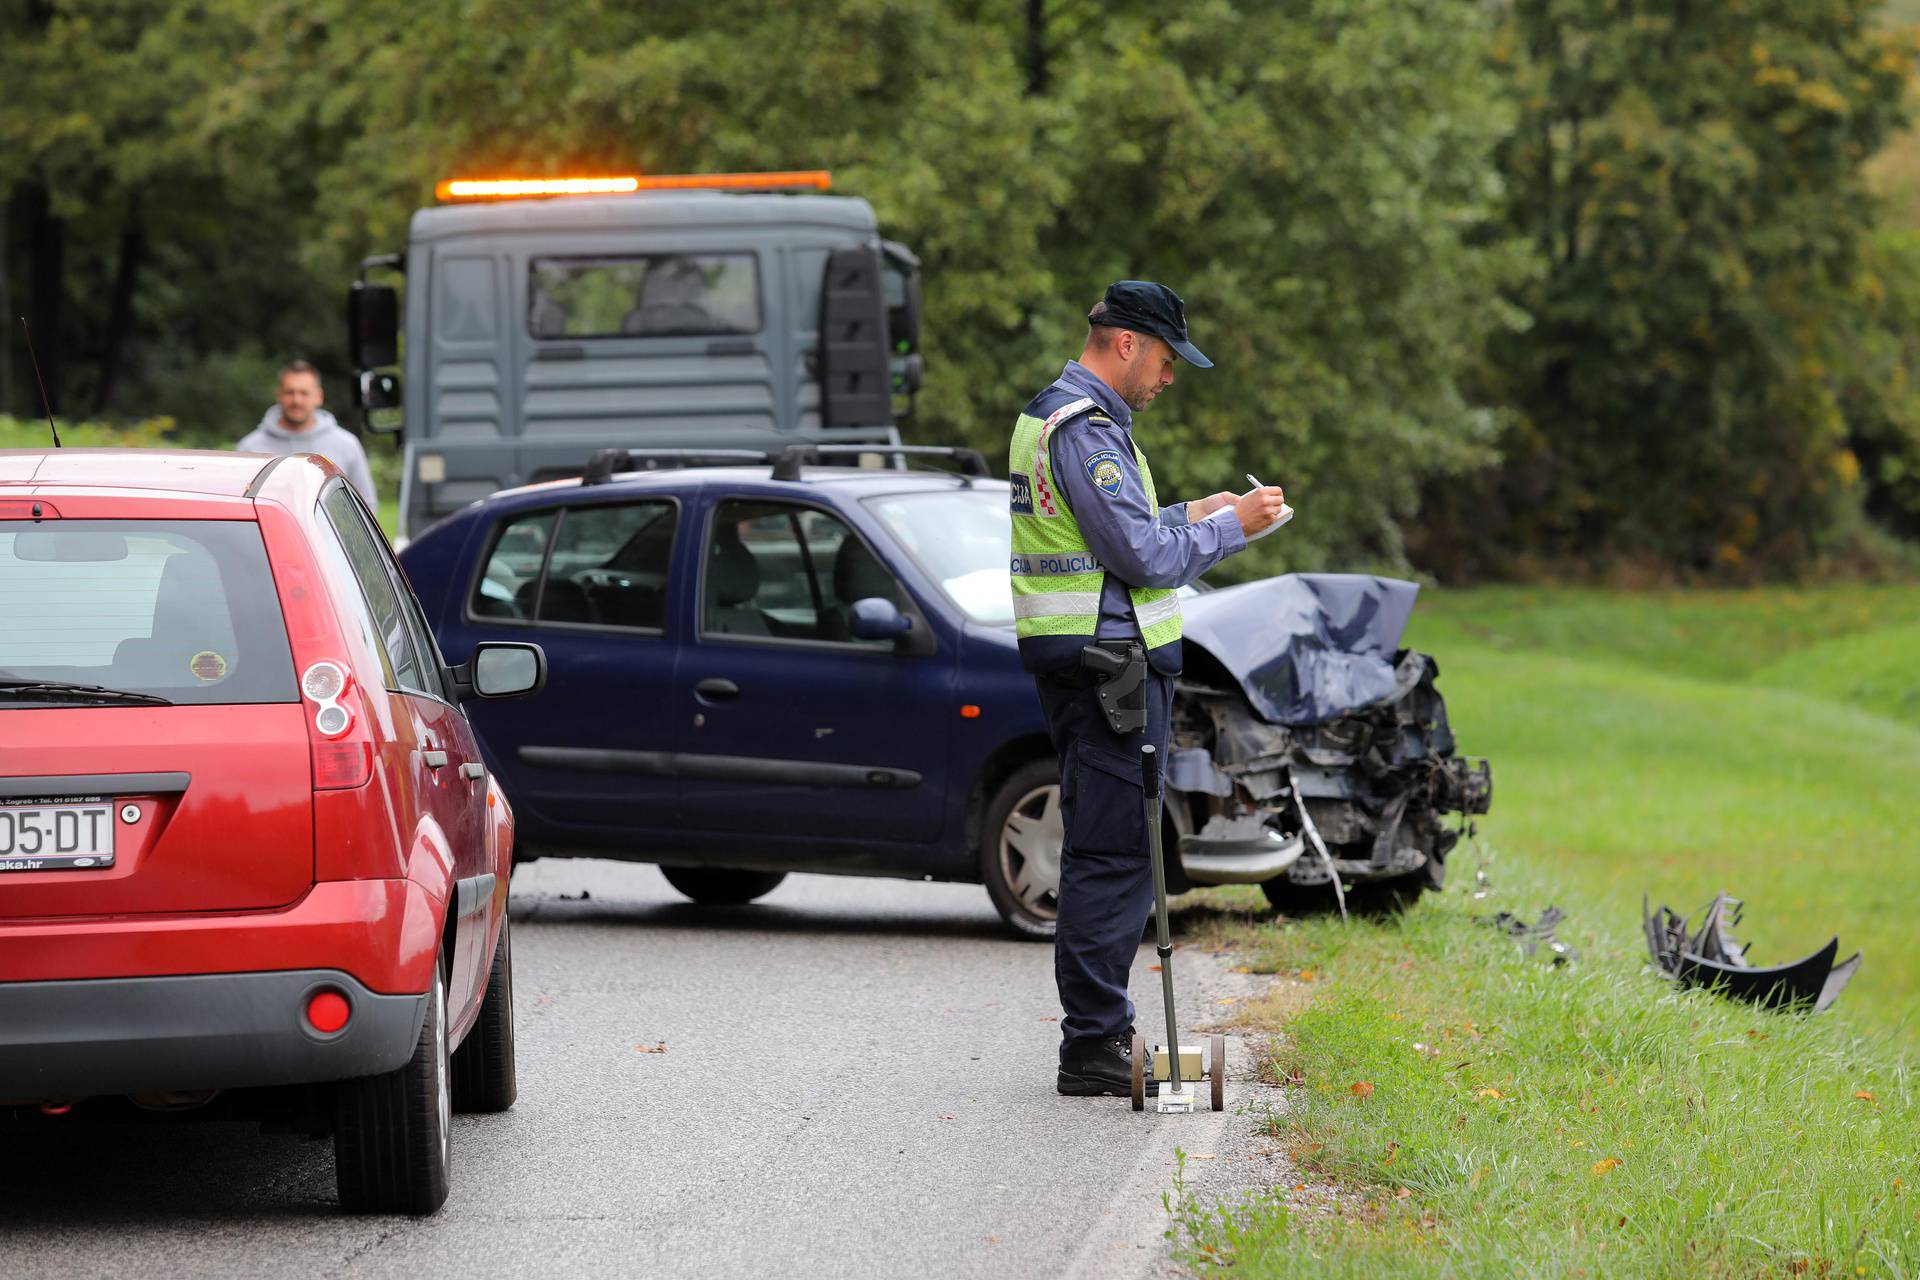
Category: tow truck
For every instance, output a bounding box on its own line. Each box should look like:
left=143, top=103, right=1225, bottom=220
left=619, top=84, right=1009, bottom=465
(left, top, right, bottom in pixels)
left=345, top=171, right=923, bottom=538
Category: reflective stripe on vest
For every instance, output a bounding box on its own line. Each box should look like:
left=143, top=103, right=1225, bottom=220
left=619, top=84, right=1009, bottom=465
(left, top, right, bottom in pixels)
left=1007, top=399, right=1183, bottom=652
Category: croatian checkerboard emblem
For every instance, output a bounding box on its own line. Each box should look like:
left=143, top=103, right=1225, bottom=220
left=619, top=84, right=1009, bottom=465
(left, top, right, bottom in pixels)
left=1085, top=449, right=1125, bottom=497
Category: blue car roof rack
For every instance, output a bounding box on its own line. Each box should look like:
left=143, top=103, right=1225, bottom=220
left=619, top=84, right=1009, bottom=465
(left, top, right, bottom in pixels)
left=580, top=448, right=775, bottom=486
left=768, top=444, right=990, bottom=482
left=579, top=444, right=992, bottom=487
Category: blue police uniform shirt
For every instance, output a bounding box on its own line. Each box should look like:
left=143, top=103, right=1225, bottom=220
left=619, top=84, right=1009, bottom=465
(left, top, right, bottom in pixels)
left=1042, top=360, right=1245, bottom=675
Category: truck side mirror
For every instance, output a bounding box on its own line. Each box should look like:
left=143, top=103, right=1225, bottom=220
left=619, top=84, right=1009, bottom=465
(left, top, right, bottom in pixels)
left=881, top=240, right=921, bottom=355
left=354, top=370, right=403, bottom=432
left=348, top=281, right=400, bottom=370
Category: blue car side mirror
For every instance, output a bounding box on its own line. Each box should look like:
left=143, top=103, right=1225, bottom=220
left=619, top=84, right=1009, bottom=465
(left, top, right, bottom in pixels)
left=849, top=597, right=913, bottom=641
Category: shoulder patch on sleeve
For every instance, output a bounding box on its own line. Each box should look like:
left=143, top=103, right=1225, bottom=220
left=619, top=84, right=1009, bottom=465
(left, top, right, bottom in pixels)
left=1009, top=472, right=1035, bottom=514
left=1084, top=449, right=1126, bottom=497
left=1088, top=412, right=1116, bottom=427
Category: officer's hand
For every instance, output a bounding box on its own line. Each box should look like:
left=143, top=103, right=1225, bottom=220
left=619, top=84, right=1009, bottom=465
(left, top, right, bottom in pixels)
left=1235, top=486, right=1289, bottom=537
left=1187, top=492, right=1237, bottom=522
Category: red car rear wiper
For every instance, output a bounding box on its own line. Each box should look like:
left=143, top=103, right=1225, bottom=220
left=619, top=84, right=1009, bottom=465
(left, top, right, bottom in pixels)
left=0, top=679, right=174, bottom=707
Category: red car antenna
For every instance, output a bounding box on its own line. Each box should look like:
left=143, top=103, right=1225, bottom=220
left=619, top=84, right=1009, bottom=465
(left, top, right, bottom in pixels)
left=18, top=315, right=62, bottom=448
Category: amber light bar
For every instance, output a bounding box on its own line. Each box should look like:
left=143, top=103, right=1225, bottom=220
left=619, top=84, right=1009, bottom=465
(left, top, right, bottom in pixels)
left=435, top=171, right=833, bottom=202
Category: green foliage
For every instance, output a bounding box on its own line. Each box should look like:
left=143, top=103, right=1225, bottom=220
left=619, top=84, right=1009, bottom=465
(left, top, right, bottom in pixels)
left=1019, top=0, right=1529, bottom=573
left=7, top=0, right=1920, bottom=575
left=1425, top=0, right=1919, bottom=577
left=1, top=0, right=1523, bottom=572
left=0, top=412, right=183, bottom=450
left=1841, top=226, right=1920, bottom=538
left=0, top=2, right=344, bottom=429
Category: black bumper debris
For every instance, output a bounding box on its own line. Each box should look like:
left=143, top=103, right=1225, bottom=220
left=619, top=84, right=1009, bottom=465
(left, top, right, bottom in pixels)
left=1643, top=892, right=1861, bottom=1012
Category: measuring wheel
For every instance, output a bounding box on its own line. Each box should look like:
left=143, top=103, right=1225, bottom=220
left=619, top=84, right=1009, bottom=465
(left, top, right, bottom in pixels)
left=1130, top=1033, right=1146, bottom=1111
left=1209, top=1034, right=1226, bottom=1112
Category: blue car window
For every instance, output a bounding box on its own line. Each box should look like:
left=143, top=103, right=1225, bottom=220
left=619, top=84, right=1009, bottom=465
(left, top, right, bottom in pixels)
left=470, top=510, right=559, bottom=621
left=703, top=500, right=898, bottom=645
left=542, top=503, right=677, bottom=629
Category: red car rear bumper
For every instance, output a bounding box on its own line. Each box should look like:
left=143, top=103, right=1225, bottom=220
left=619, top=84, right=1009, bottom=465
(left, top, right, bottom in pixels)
left=0, top=878, right=444, bottom=992
left=0, top=879, right=445, bottom=1102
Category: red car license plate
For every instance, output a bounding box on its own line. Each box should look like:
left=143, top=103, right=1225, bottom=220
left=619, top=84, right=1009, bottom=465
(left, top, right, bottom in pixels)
left=0, top=801, right=117, bottom=871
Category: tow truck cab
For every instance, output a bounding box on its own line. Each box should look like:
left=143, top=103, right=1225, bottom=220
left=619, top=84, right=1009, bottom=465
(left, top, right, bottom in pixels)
left=347, top=172, right=924, bottom=538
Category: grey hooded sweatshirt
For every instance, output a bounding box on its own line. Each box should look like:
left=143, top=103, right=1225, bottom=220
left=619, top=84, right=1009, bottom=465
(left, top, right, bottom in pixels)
left=236, top=407, right=377, bottom=508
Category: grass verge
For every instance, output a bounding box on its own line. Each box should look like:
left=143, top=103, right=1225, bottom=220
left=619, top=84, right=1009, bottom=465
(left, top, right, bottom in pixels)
left=1168, top=865, right=1919, bottom=1277
left=1405, top=586, right=1920, bottom=1044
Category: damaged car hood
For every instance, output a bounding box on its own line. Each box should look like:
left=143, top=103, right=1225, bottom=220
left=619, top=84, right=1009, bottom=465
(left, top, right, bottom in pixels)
left=1182, top=573, right=1422, bottom=725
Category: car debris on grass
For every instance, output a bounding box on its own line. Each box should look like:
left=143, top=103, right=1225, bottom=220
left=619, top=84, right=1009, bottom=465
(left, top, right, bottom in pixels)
left=1643, top=891, right=1861, bottom=1012
left=1475, top=905, right=1577, bottom=965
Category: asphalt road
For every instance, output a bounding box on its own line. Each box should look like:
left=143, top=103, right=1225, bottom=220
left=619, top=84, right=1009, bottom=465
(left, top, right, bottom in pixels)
left=0, top=860, right=1266, bottom=1278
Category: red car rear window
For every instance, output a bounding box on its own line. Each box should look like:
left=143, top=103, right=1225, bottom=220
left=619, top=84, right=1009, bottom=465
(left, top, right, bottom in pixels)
left=0, top=520, right=297, bottom=705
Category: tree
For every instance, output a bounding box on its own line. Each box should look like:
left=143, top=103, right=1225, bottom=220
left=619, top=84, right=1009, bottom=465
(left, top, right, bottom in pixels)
left=1427, top=0, right=1916, bottom=577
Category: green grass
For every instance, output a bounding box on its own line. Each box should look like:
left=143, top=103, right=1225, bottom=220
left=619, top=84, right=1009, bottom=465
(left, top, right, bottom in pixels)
left=1404, top=585, right=1920, bottom=1043
left=1169, top=872, right=1919, bottom=1277
left=1751, top=621, right=1920, bottom=726
left=0, top=413, right=186, bottom=452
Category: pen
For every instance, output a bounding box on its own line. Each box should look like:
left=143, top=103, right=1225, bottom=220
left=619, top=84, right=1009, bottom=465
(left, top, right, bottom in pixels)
left=1246, top=473, right=1263, bottom=490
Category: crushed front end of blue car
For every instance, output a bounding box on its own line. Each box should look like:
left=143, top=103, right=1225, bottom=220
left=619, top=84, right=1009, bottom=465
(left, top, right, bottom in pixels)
left=1168, top=574, right=1493, bottom=911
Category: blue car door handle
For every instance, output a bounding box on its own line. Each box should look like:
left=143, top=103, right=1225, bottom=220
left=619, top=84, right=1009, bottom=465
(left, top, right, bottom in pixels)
left=694, top=678, right=740, bottom=701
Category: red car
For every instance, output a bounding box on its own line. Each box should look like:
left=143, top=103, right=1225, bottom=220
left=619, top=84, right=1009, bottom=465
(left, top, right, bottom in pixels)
left=0, top=448, right=544, bottom=1215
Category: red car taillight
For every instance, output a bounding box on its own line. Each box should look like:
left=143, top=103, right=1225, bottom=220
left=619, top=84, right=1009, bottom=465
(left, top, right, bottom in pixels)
left=303, top=661, right=373, bottom=790
left=312, top=740, right=373, bottom=790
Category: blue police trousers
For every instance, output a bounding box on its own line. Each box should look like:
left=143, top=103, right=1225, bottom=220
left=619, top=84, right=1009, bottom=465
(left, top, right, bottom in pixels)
left=1034, top=667, right=1174, bottom=1054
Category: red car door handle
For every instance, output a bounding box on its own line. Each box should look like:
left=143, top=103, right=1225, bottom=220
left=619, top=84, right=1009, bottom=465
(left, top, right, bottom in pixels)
left=459, top=762, right=486, bottom=781
left=423, top=750, right=449, bottom=769
left=694, top=678, right=740, bottom=700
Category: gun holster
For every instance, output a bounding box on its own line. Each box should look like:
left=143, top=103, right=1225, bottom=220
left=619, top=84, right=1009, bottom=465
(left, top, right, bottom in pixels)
left=1080, top=640, right=1148, bottom=735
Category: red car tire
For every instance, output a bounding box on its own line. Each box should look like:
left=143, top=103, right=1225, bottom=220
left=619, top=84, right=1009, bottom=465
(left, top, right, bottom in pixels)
left=334, top=962, right=452, bottom=1215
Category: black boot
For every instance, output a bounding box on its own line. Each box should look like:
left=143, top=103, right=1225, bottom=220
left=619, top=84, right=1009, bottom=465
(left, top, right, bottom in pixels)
left=1057, top=1031, right=1134, bottom=1097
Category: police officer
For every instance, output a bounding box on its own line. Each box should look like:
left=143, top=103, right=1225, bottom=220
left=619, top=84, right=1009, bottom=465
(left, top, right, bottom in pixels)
left=1008, top=281, right=1290, bottom=1096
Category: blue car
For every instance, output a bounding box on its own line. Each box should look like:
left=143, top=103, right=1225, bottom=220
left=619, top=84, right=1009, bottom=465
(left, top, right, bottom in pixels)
left=397, top=448, right=1490, bottom=937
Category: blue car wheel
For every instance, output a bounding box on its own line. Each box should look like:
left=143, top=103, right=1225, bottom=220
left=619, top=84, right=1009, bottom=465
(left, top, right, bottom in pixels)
left=981, top=759, right=1062, bottom=940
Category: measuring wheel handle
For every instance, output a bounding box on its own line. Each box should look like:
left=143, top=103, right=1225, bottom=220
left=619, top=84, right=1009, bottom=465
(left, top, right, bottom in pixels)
left=1130, top=1033, right=1146, bottom=1111
left=1209, top=1034, right=1226, bottom=1112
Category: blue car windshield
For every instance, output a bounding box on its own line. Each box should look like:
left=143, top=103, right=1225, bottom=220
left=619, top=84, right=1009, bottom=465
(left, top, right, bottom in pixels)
left=865, top=488, right=1015, bottom=626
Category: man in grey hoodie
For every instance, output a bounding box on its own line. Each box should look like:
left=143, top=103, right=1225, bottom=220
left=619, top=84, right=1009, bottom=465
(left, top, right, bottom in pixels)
left=237, top=361, right=378, bottom=508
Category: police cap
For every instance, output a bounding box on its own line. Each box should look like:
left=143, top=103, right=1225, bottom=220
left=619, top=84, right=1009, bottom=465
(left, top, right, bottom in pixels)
left=1089, top=280, right=1212, bottom=370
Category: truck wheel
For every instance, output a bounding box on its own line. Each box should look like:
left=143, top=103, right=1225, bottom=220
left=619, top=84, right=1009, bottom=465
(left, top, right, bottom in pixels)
left=660, top=866, right=788, bottom=905
left=981, top=759, right=1062, bottom=941
left=334, top=963, right=452, bottom=1215
left=451, top=916, right=517, bottom=1114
